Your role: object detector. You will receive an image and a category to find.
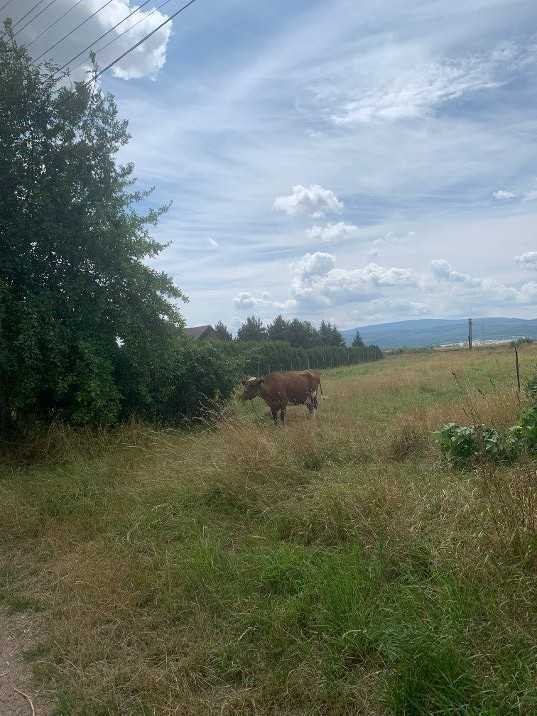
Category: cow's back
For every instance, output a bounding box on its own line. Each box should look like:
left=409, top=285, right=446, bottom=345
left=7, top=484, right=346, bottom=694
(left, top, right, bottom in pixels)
left=298, top=370, right=321, bottom=392
left=261, top=371, right=312, bottom=405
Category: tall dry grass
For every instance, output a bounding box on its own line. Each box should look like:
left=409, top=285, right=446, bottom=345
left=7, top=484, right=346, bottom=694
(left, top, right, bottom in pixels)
left=2, top=345, right=537, bottom=713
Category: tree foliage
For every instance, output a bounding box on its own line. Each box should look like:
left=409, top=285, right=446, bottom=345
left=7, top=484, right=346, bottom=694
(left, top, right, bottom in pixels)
left=237, top=316, right=267, bottom=342
left=213, top=321, right=232, bottom=341
left=242, top=314, right=345, bottom=348
left=352, top=330, right=364, bottom=347
left=217, top=340, right=383, bottom=376
left=0, top=29, right=239, bottom=430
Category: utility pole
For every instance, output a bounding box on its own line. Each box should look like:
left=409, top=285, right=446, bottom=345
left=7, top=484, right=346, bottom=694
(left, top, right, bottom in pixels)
left=468, top=318, right=473, bottom=351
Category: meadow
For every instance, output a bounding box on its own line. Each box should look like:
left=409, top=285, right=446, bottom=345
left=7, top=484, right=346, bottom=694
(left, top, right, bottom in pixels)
left=2, top=345, right=537, bottom=714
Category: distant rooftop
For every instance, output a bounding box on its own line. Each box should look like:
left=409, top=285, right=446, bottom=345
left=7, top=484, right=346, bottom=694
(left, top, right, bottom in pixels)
left=185, top=325, right=214, bottom=340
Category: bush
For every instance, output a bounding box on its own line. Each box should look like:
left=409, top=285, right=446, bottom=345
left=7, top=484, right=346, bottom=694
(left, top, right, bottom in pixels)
left=524, top=369, right=537, bottom=405
left=434, top=423, right=512, bottom=467
left=509, top=406, right=537, bottom=453
left=213, top=340, right=383, bottom=375
left=434, top=406, right=537, bottom=467
left=153, top=341, right=241, bottom=423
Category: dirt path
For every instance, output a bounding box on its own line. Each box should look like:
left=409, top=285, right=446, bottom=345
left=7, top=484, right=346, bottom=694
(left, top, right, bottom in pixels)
left=0, top=609, right=53, bottom=716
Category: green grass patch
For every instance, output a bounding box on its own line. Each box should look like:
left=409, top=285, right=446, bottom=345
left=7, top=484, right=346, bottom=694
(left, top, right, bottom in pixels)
left=3, top=346, right=537, bottom=713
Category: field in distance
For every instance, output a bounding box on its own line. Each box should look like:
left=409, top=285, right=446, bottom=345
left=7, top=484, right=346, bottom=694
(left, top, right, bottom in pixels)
left=2, top=345, right=537, bottom=714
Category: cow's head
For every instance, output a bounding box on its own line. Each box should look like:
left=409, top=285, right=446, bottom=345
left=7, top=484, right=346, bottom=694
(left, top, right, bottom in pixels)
left=240, top=376, right=264, bottom=400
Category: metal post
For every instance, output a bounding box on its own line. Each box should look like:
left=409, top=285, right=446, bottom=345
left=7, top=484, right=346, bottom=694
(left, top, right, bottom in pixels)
left=514, top=344, right=521, bottom=393
left=468, top=318, right=473, bottom=351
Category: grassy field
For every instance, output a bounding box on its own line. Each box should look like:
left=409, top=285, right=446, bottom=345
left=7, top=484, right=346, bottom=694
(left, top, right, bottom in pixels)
left=2, top=345, right=537, bottom=714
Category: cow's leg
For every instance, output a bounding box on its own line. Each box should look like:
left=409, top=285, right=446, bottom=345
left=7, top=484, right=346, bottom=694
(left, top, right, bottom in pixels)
left=280, top=406, right=286, bottom=424
left=271, top=407, right=279, bottom=425
left=306, top=391, right=317, bottom=416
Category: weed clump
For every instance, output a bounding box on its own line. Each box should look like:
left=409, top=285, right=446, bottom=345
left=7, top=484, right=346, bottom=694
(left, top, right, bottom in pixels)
left=479, top=463, right=537, bottom=564
left=434, top=406, right=537, bottom=468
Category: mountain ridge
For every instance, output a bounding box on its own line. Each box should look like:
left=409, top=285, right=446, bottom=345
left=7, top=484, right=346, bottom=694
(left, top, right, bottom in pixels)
left=342, top=317, right=537, bottom=349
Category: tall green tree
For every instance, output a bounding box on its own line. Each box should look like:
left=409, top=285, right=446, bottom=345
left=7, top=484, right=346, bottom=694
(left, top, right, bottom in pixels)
left=267, top=314, right=289, bottom=342
left=352, top=330, right=364, bottom=347
left=319, top=320, right=344, bottom=347
left=213, top=321, right=232, bottom=341
left=236, top=316, right=267, bottom=342
left=0, top=26, right=189, bottom=429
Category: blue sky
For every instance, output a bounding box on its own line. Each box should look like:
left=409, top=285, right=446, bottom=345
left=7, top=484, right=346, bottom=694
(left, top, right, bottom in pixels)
left=12, top=0, right=537, bottom=329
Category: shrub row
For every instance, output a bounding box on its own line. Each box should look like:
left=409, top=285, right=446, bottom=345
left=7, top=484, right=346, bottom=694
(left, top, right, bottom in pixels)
left=212, top=339, right=383, bottom=376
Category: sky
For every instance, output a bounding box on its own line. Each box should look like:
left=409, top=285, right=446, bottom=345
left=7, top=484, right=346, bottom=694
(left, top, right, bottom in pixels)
left=9, top=0, right=537, bottom=330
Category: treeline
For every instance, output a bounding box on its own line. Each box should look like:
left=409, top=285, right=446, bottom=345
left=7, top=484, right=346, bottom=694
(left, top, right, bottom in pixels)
left=224, top=341, right=383, bottom=376
left=215, top=315, right=364, bottom=348
left=207, top=316, right=381, bottom=376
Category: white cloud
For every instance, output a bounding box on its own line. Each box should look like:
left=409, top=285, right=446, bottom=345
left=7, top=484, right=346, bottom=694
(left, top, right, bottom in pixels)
left=518, top=282, right=537, bottom=303
left=306, top=221, right=359, bottom=243
left=429, top=258, right=537, bottom=307
left=493, top=189, right=516, bottom=200
left=313, top=41, right=537, bottom=127
left=17, top=0, right=172, bottom=81
left=328, top=55, right=501, bottom=126
left=273, top=185, right=343, bottom=217
left=233, top=291, right=262, bottom=310
left=232, top=290, right=294, bottom=312
left=361, top=298, right=429, bottom=320
left=430, top=259, right=481, bottom=287
left=293, top=252, right=336, bottom=280
left=516, top=251, right=537, bottom=269
left=291, top=253, right=416, bottom=308
left=208, top=237, right=219, bottom=248
left=523, top=190, right=537, bottom=202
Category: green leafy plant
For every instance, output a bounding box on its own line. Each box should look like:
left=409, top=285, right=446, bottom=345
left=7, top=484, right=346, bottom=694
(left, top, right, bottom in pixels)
left=434, top=424, right=517, bottom=467
left=523, top=365, right=537, bottom=405
left=435, top=406, right=537, bottom=467
left=434, top=423, right=480, bottom=467
left=510, top=406, right=537, bottom=452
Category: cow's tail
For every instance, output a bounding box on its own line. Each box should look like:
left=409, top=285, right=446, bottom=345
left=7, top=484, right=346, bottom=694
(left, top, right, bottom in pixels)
left=318, top=380, right=328, bottom=400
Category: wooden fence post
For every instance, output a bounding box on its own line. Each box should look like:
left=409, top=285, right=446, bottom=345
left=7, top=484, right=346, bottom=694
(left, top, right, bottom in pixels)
left=514, top=344, right=521, bottom=393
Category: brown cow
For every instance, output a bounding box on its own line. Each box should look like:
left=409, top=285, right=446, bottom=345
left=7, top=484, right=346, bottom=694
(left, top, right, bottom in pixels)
left=241, top=370, right=323, bottom=424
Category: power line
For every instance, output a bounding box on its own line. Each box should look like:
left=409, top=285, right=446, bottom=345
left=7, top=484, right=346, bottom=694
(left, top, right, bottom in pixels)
left=88, top=0, right=199, bottom=84
left=27, top=0, right=85, bottom=49
left=0, top=0, right=15, bottom=15
left=14, top=0, right=61, bottom=38
left=11, top=0, right=47, bottom=30
left=55, top=0, right=153, bottom=74
left=74, top=0, right=175, bottom=74
left=34, top=0, right=115, bottom=63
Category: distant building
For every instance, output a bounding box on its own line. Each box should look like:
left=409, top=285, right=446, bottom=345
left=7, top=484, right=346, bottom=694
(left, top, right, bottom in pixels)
left=185, top=325, right=215, bottom=340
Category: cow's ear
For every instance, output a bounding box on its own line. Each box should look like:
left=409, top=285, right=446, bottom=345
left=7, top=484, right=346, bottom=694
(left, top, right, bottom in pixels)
left=257, top=377, right=264, bottom=385
left=240, top=377, right=247, bottom=385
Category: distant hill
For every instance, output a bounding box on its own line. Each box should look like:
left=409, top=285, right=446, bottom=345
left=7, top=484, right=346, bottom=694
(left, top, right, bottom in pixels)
left=342, top=317, right=537, bottom=350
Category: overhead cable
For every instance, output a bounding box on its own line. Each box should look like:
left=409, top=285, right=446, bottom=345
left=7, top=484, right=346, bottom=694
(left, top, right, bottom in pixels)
left=12, top=0, right=47, bottom=29
left=34, top=0, right=115, bottom=62
left=55, top=0, right=153, bottom=74
left=27, top=0, right=85, bottom=49
left=83, top=0, right=175, bottom=64
left=14, top=0, right=61, bottom=38
left=0, top=0, right=16, bottom=15
left=88, top=0, right=199, bottom=84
